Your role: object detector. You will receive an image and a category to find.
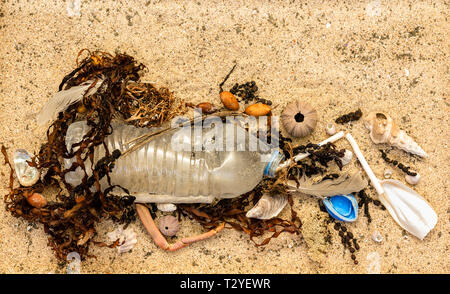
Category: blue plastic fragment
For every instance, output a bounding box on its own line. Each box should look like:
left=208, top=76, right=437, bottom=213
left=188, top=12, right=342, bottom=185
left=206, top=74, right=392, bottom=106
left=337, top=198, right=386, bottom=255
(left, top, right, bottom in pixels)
left=323, top=194, right=358, bottom=222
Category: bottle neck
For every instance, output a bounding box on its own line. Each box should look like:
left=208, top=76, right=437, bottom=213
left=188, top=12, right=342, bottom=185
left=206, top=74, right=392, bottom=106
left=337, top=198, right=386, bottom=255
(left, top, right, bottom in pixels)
left=264, top=150, right=285, bottom=177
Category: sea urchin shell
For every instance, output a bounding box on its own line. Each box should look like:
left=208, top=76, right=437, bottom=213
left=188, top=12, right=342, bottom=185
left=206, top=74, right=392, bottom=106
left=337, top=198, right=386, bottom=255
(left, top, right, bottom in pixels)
left=158, top=215, right=180, bottom=237
left=281, top=100, right=317, bottom=138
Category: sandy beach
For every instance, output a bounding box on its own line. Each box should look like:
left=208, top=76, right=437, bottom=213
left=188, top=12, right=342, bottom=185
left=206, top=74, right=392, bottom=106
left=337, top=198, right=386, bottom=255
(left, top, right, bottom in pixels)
left=0, top=0, right=448, bottom=273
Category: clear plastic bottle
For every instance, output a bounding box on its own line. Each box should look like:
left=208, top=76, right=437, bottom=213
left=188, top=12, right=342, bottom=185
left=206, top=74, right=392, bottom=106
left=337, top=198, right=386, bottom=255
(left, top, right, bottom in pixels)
left=64, top=120, right=283, bottom=203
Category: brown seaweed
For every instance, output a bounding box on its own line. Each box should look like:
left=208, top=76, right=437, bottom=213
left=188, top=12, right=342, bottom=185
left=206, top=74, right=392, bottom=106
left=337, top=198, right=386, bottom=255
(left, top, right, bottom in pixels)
left=335, top=109, right=363, bottom=124
left=2, top=50, right=185, bottom=260
left=380, top=149, right=417, bottom=176
left=178, top=183, right=302, bottom=247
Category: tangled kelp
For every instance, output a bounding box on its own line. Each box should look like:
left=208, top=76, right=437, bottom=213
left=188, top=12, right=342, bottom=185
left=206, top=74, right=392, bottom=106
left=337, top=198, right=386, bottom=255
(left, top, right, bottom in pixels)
left=2, top=50, right=186, bottom=260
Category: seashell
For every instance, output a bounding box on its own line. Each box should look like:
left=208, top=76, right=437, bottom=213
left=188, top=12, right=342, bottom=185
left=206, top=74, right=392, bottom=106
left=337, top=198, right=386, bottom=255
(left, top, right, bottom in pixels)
left=107, top=227, right=137, bottom=254
left=339, top=149, right=353, bottom=166
left=384, top=169, right=392, bottom=179
left=158, top=215, right=180, bottom=237
left=244, top=103, right=271, bottom=117
left=372, top=231, right=383, bottom=243
left=26, top=192, right=47, bottom=208
left=405, top=172, right=420, bottom=185
left=13, top=149, right=40, bottom=187
left=246, top=193, right=288, bottom=220
left=325, top=123, right=337, bottom=136
left=363, top=112, right=428, bottom=157
left=156, top=203, right=177, bottom=212
left=220, top=91, right=239, bottom=110
left=323, top=194, right=358, bottom=222
left=281, top=100, right=318, bottom=138
left=196, top=102, right=218, bottom=114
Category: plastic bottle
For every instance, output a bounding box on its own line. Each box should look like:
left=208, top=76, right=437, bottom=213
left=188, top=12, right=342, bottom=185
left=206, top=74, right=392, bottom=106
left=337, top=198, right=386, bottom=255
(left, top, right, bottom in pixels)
left=64, top=120, right=283, bottom=203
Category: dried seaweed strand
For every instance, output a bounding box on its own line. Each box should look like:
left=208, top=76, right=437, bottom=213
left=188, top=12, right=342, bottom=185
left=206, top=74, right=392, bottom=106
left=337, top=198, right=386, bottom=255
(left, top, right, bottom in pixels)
left=335, top=109, right=362, bottom=124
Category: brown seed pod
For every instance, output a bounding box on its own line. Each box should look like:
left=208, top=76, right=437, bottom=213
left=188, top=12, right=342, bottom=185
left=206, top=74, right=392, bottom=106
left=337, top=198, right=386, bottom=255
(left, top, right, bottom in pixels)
left=158, top=215, right=180, bottom=237
left=281, top=100, right=317, bottom=138
left=196, top=102, right=218, bottom=114
left=244, top=103, right=271, bottom=117
left=26, top=192, right=47, bottom=208
left=220, top=91, right=239, bottom=110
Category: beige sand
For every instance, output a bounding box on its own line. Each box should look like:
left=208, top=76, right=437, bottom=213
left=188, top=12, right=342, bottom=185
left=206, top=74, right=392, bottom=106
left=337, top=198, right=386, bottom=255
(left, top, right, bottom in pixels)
left=0, top=0, right=448, bottom=274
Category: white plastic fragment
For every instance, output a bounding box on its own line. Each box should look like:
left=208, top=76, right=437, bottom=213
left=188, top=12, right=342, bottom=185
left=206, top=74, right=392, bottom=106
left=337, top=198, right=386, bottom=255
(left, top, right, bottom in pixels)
left=339, top=149, right=353, bottom=166
left=67, top=0, right=81, bottom=17
left=372, top=231, right=383, bottom=243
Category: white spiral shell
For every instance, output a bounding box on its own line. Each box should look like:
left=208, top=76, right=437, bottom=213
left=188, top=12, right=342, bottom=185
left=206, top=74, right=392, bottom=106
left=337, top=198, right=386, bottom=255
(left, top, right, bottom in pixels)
left=364, top=112, right=428, bottom=158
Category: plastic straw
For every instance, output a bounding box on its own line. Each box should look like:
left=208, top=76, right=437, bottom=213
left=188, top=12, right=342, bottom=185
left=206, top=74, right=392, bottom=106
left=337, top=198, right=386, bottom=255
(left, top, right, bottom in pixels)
left=345, top=133, right=384, bottom=195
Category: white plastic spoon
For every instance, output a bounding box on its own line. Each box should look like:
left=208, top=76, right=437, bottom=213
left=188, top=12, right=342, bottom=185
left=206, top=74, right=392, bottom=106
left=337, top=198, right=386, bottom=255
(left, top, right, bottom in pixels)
left=346, top=133, right=437, bottom=240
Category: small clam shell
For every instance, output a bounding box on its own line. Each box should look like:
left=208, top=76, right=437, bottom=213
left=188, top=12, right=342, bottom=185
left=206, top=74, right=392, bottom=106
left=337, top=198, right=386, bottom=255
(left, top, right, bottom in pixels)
left=13, top=149, right=40, bottom=187
left=220, top=91, right=239, bottom=110
left=281, top=100, right=317, bottom=138
left=156, top=203, right=177, bottom=212
left=339, top=149, right=353, bottom=166
left=405, top=172, right=420, bottom=185
left=158, top=215, right=180, bottom=237
left=325, top=123, right=336, bottom=136
left=107, top=227, right=137, bottom=254
left=246, top=194, right=288, bottom=220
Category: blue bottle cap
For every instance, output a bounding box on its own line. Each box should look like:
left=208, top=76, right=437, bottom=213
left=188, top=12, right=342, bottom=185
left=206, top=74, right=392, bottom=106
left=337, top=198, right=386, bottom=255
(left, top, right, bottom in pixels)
left=264, top=150, right=284, bottom=177
left=323, top=194, right=358, bottom=222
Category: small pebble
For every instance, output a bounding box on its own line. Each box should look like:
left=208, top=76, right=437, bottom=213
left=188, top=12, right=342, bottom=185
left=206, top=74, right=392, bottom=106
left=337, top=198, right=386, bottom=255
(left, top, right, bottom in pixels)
left=384, top=169, right=392, bottom=179
left=351, top=254, right=356, bottom=260
left=372, top=231, right=383, bottom=243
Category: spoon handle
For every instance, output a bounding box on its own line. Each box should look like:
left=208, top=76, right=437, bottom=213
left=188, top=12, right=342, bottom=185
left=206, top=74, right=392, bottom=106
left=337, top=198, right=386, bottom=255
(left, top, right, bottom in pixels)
left=345, top=133, right=384, bottom=196
left=276, top=131, right=345, bottom=171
